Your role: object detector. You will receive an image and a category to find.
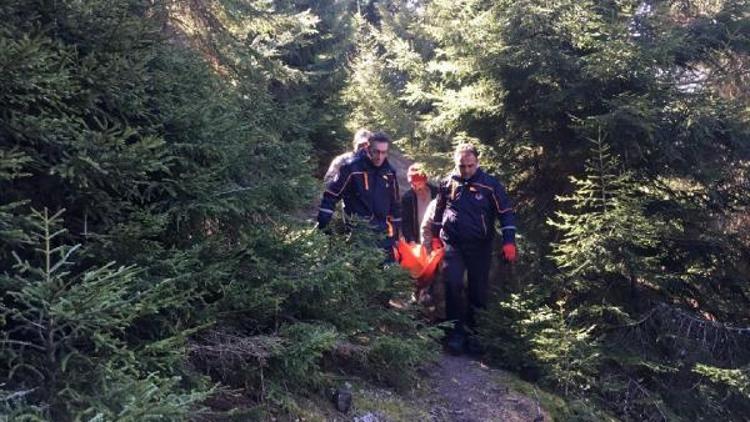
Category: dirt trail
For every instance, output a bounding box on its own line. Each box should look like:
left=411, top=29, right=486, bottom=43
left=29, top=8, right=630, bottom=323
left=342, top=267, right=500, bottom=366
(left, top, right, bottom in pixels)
left=418, top=354, right=547, bottom=422
left=348, top=353, right=549, bottom=422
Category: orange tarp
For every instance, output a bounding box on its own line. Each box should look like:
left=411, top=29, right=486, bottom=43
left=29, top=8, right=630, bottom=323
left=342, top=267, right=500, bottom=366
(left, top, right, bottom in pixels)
left=395, top=240, right=445, bottom=288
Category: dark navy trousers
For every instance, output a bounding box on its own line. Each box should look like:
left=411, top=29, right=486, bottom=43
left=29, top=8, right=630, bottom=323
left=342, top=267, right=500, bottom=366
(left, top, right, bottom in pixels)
left=443, top=240, right=493, bottom=330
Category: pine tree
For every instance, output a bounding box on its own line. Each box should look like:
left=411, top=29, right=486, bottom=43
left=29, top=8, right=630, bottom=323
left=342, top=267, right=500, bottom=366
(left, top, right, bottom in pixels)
left=342, top=15, right=414, bottom=138
left=356, top=1, right=750, bottom=417
left=0, top=149, right=31, bottom=254
left=0, top=209, right=210, bottom=419
left=1, top=0, right=438, bottom=417
left=549, top=131, right=662, bottom=295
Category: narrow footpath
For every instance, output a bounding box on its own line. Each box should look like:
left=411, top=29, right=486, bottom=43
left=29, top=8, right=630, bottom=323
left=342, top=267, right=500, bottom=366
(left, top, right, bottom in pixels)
left=335, top=352, right=550, bottom=421
left=323, top=150, right=551, bottom=422
left=416, top=354, right=547, bottom=422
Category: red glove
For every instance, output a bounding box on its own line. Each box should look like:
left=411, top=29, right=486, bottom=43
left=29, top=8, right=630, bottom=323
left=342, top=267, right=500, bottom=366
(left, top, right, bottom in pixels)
left=431, top=237, right=444, bottom=251
left=502, top=243, right=517, bottom=263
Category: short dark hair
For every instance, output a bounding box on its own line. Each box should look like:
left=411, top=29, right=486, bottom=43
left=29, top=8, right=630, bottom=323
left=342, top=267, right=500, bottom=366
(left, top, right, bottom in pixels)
left=454, top=143, right=479, bottom=160
left=369, top=131, right=391, bottom=144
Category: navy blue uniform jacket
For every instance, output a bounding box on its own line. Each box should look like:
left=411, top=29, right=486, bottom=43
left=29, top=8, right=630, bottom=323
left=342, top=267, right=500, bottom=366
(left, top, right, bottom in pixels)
left=317, top=151, right=402, bottom=235
left=431, top=168, right=516, bottom=245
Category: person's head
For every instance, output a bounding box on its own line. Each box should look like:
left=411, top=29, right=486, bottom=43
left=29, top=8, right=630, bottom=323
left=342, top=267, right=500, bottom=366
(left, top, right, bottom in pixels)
left=407, top=163, right=428, bottom=190
left=453, top=143, right=479, bottom=179
left=368, top=131, right=391, bottom=167
left=352, top=128, right=372, bottom=152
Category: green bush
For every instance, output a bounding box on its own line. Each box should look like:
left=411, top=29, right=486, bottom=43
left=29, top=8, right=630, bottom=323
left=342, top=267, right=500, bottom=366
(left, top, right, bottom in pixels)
left=0, top=0, right=438, bottom=418
left=0, top=209, right=211, bottom=419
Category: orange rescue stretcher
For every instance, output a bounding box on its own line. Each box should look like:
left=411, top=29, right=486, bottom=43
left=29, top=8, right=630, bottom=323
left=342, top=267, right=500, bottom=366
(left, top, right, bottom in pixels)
left=394, top=240, right=445, bottom=288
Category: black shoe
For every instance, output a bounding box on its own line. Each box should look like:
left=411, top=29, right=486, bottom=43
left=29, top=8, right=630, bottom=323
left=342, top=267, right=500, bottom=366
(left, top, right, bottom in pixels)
left=446, top=331, right=465, bottom=356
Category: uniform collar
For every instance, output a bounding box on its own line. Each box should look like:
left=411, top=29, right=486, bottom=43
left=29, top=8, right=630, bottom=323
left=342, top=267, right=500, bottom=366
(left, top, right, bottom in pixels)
left=354, top=149, right=377, bottom=170
left=451, top=168, right=484, bottom=184
left=364, top=155, right=391, bottom=172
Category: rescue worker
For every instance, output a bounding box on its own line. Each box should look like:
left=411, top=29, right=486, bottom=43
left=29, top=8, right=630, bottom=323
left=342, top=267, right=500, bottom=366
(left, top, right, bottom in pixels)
left=400, top=163, right=437, bottom=244
left=317, top=131, right=402, bottom=259
left=431, top=143, right=517, bottom=354
left=324, top=128, right=372, bottom=183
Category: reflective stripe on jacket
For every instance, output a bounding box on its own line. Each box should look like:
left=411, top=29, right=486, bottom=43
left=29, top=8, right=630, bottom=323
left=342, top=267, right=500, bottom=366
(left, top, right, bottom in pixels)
left=318, top=150, right=402, bottom=234
left=431, top=168, right=516, bottom=245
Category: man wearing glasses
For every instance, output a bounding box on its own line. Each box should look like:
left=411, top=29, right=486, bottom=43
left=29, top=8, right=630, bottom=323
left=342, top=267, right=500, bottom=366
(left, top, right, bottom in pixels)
left=431, top=143, right=517, bottom=354
left=317, top=131, right=402, bottom=260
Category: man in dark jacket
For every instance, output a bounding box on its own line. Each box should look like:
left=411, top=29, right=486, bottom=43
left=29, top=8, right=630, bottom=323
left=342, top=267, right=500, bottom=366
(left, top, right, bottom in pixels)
left=324, top=128, right=371, bottom=183
left=317, top=132, right=402, bottom=258
left=401, top=163, right=437, bottom=244
left=431, top=143, right=517, bottom=354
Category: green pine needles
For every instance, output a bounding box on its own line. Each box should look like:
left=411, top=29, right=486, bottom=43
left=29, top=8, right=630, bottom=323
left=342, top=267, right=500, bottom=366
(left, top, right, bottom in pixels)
left=549, top=130, right=662, bottom=288
left=0, top=0, right=437, bottom=419
left=0, top=208, right=211, bottom=419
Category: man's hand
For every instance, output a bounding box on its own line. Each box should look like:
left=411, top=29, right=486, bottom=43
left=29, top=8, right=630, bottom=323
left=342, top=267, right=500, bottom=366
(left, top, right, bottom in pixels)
left=502, top=243, right=517, bottom=263
left=431, top=237, right=444, bottom=251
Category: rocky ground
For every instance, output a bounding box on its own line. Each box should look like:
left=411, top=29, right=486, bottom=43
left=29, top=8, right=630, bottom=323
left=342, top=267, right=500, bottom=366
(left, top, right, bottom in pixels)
left=417, top=354, right=547, bottom=422
left=345, top=353, right=550, bottom=422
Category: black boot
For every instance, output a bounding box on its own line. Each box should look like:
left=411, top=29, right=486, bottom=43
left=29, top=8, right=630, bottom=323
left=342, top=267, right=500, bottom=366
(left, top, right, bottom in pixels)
left=445, top=326, right=466, bottom=356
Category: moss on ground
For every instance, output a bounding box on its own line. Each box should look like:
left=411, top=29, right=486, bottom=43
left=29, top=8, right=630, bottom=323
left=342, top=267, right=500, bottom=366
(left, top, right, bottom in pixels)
left=491, top=371, right=619, bottom=422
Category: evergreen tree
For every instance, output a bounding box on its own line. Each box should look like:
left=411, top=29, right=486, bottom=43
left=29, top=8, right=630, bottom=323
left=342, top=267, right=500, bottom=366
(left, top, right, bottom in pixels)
left=342, top=15, right=415, bottom=139
left=351, top=0, right=750, bottom=418
left=0, top=209, right=210, bottom=419
left=549, top=132, right=662, bottom=295
left=0, top=1, right=437, bottom=417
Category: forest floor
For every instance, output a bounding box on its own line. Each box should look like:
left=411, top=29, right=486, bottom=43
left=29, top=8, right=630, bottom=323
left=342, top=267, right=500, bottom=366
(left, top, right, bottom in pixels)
left=293, top=351, right=558, bottom=422
left=350, top=353, right=551, bottom=422
left=412, top=353, right=548, bottom=422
